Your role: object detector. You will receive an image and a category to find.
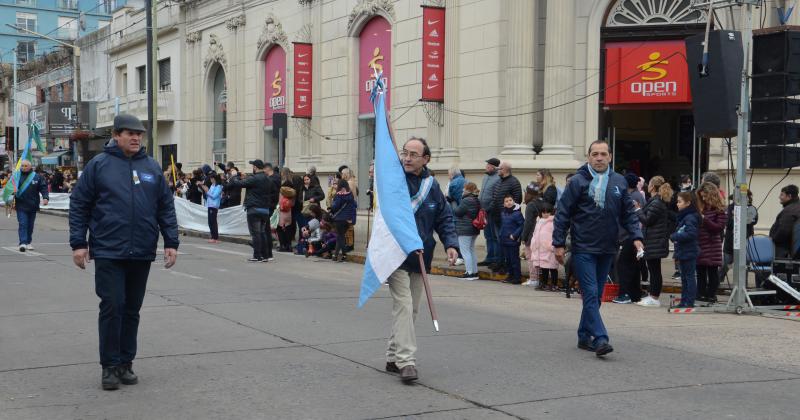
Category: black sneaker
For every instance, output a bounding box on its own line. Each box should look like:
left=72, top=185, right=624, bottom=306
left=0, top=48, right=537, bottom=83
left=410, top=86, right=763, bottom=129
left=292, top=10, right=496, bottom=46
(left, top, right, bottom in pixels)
left=385, top=362, right=400, bottom=373
left=19, top=245, right=26, bottom=252
left=577, top=341, right=596, bottom=352
left=671, top=271, right=681, bottom=279
left=595, top=342, right=614, bottom=357
left=247, top=257, right=261, bottom=262
left=477, top=261, right=491, bottom=267
left=101, top=367, right=120, bottom=390
left=118, top=363, right=138, bottom=385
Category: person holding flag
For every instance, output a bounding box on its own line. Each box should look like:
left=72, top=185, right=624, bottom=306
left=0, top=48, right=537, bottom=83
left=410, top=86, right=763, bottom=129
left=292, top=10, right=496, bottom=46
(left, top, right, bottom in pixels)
left=358, top=71, right=458, bottom=384
left=11, top=160, right=49, bottom=251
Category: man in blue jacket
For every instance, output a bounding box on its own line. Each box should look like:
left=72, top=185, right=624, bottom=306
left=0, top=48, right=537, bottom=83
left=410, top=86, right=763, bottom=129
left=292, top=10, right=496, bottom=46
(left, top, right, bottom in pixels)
left=69, top=114, right=179, bottom=391
left=12, top=160, right=49, bottom=251
left=385, top=137, right=459, bottom=384
left=553, top=140, right=643, bottom=357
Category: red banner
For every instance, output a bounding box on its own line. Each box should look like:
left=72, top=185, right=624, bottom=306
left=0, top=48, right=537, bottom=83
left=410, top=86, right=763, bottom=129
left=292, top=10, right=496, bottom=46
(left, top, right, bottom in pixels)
left=421, top=6, right=445, bottom=102
left=264, top=46, right=286, bottom=126
left=604, top=40, right=692, bottom=106
left=359, top=17, right=391, bottom=115
left=293, top=43, right=313, bottom=119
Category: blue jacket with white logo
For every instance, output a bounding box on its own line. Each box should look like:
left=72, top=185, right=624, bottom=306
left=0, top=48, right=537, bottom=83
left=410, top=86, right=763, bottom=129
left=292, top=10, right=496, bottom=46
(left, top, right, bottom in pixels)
left=69, top=142, right=179, bottom=261
left=13, top=170, right=48, bottom=213
left=552, top=164, right=642, bottom=255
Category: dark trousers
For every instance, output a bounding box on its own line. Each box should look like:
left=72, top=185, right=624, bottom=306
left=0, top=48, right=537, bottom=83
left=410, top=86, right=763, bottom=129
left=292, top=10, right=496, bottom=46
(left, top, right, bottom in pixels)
left=16, top=210, right=36, bottom=245
left=277, top=226, right=293, bottom=251
left=482, top=220, right=499, bottom=263
left=247, top=212, right=271, bottom=259
left=646, top=258, right=663, bottom=297
left=573, top=253, right=615, bottom=345
left=502, top=244, right=521, bottom=282
left=678, top=259, right=697, bottom=306
left=617, top=239, right=642, bottom=302
left=94, top=259, right=151, bottom=368
left=696, top=264, right=720, bottom=300
left=207, top=207, right=219, bottom=240
left=540, top=268, right=558, bottom=286
left=334, top=221, right=350, bottom=257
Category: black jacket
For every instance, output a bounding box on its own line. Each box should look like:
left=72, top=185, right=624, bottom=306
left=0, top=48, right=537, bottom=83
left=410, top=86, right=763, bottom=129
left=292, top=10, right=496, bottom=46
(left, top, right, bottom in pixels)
left=489, top=174, right=522, bottom=218
left=453, top=193, right=480, bottom=236
left=637, top=196, right=670, bottom=259
left=69, top=143, right=179, bottom=261
left=541, top=185, right=558, bottom=208
left=769, top=198, right=800, bottom=257
left=13, top=171, right=49, bottom=213
left=400, top=167, right=459, bottom=273
left=222, top=179, right=242, bottom=208
left=302, top=184, right=325, bottom=204
left=227, top=172, right=278, bottom=211
left=520, top=200, right=540, bottom=245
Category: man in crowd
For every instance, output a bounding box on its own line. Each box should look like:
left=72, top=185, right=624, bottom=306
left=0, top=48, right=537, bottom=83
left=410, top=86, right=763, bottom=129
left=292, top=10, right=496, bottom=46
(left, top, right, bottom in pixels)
left=12, top=160, right=49, bottom=252
left=553, top=140, right=643, bottom=357
left=227, top=159, right=278, bottom=262
left=487, top=161, right=522, bottom=273
left=478, top=158, right=500, bottom=267
left=770, top=184, right=800, bottom=258
left=385, top=137, right=458, bottom=384
left=265, top=162, right=281, bottom=191
left=69, top=114, right=179, bottom=390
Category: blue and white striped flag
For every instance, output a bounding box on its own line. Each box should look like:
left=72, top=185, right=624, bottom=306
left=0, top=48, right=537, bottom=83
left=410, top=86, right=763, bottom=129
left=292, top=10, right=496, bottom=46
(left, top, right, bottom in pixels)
left=358, top=74, right=422, bottom=307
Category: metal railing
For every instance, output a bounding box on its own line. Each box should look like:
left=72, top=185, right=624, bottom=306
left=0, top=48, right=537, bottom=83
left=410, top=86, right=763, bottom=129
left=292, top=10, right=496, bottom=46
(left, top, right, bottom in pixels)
left=95, top=90, right=175, bottom=127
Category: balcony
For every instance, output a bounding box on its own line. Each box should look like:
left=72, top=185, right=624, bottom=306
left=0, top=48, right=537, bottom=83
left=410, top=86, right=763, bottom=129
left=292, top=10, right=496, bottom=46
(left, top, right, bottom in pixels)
left=96, top=90, right=175, bottom=128
left=56, top=28, right=78, bottom=40
left=57, top=0, right=78, bottom=10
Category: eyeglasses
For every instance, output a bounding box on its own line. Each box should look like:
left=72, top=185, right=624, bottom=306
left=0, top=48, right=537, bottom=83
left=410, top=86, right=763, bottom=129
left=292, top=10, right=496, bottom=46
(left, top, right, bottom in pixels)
left=399, top=150, right=424, bottom=159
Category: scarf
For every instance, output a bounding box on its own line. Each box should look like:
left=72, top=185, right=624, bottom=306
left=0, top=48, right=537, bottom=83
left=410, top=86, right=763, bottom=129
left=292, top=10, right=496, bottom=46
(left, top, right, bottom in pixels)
left=587, top=165, right=610, bottom=209
left=410, top=176, right=434, bottom=213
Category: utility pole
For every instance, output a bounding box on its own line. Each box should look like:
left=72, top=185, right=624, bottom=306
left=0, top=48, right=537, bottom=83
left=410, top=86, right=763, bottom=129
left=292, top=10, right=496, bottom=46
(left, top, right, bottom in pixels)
left=145, top=0, right=156, bottom=157
left=12, top=47, right=18, bottom=166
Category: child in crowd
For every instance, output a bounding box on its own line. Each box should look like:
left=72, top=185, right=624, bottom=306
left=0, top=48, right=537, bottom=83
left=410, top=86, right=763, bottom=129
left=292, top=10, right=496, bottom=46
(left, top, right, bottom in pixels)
left=531, top=202, right=558, bottom=291
left=277, top=186, right=296, bottom=252
left=671, top=191, right=701, bottom=308
left=305, top=218, right=323, bottom=257
left=499, top=195, right=525, bottom=284
left=317, top=219, right=338, bottom=259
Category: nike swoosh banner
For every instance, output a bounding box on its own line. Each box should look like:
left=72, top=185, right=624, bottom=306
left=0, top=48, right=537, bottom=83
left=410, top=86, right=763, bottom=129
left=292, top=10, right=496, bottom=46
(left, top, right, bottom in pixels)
left=293, top=42, right=313, bottom=119
left=421, top=5, right=445, bottom=102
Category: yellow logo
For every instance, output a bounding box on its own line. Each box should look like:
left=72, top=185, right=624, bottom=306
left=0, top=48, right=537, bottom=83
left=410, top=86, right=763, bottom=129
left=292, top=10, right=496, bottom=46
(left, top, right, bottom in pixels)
left=271, top=70, right=282, bottom=97
left=368, top=47, right=384, bottom=76
left=637, top=52, right=668, bottom=81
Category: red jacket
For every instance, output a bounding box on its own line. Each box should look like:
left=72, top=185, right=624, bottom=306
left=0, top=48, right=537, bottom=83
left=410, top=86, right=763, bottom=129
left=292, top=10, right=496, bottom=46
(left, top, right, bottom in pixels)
left=697, top=208, right=727, bottom=266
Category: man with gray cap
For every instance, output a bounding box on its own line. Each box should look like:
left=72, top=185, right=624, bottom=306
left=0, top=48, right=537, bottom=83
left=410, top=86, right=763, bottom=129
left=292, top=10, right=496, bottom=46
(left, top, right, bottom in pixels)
left=69, top=114, right=179, bottom=390
left=478, top=158, right=501, bottom=267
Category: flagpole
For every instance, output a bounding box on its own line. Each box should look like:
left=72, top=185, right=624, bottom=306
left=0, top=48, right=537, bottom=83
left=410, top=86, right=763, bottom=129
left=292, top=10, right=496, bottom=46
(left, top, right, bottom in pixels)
left=417, top=251, right=440, bottom=332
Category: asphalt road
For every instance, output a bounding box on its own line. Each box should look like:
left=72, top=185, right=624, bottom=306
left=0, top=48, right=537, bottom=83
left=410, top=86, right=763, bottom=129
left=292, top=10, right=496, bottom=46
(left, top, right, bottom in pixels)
left=1, top=213, right=799, bottom=420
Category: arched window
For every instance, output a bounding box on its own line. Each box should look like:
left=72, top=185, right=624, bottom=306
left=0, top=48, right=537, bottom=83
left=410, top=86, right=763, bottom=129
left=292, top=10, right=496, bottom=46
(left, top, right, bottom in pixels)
left=606, top=0, right=707, bottom=27
left=212, top=66, right=227, bottom=163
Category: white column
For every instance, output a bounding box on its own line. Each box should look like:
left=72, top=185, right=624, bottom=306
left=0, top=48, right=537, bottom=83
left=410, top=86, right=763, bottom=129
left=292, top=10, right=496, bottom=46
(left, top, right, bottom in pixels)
left=500, top=0, right=536, bottom=157
left=540, top=0, right=576, bottom=158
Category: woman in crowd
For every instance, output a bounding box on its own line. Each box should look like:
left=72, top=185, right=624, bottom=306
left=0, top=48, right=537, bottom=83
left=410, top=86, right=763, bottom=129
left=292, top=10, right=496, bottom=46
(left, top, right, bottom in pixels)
left=331, top=179, right=356, bottom=262
left=695, top=182, right=728, bottom=303
left=301, top=174, right=325, bottom=221
left=520, top=184, right=540, bottom=286
left=340, top=168, right=358, bottom=251
left=635, top=176, right=673, bottom=307
left=187, top=169, right=205, bottom=205
left=535, top=169, right=558, bottom=207
left=453, top=182, right=481, bottom=280
left=277, top=184, right=296, bottom=252
left=671, top=191, right=701, bottom=308
left=199, top=172, right=223, bottom=243
left=447, top=165, right=466, bottom=207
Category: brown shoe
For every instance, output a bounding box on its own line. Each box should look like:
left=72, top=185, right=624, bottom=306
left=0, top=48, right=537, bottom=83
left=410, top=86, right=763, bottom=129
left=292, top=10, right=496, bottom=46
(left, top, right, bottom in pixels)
left=385, top=362, right=399, bottom=373
left=399, top=365, right=418, bottom=384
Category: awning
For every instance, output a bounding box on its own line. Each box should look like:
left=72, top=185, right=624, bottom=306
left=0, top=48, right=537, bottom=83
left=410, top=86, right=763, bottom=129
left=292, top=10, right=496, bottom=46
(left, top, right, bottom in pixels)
left=41, top=150, right=69, bottom=165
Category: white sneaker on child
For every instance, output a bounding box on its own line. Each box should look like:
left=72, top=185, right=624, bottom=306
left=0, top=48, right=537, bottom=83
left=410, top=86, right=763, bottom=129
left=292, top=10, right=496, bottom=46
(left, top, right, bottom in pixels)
left=636, top=295, right=661, bottom=307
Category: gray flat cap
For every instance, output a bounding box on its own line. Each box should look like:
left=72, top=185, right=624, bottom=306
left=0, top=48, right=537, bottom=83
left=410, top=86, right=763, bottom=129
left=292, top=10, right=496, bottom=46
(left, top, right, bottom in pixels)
left=114, top=114, right=146, bottom=133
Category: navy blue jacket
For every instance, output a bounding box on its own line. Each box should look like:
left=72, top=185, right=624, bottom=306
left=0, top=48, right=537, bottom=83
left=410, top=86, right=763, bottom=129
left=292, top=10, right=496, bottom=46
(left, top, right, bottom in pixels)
left=14, top=171, right=49, bottom=213
left=69, top=142, right=179, bottom=261
left=331, top=191, right=357, bottom=223
left=671, top=206, right=700, bottom=261
left=499, top=205, right=525, bottom=246
left=553, top=164, right=642, bottom=254
left=400, top=168, right=459, bottom=273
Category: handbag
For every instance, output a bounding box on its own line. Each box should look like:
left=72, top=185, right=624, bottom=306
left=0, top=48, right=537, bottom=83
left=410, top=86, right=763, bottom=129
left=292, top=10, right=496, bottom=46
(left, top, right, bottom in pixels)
left=472, top=208, right=487, bottom=230
left=269, top=203, right=280, bottom=228
left=302, top=200, right=314, bottom=215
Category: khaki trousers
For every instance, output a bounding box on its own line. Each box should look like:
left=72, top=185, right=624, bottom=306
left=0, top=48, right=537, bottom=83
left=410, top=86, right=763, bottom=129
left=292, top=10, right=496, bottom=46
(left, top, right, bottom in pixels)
left=385, top=269, right=423, bottom=368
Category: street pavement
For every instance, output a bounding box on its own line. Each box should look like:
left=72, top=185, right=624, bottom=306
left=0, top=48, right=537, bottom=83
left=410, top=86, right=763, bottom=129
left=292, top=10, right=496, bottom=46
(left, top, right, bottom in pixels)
left=1, top=212, right=799, bottom=420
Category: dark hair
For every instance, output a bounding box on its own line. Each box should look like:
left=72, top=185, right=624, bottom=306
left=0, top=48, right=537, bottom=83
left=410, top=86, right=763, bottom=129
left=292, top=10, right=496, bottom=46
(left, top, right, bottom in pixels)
left=677, top=191, right=695, bottom=208
left=338, top=165, right=349, bottom=174
left=265, top=162, right=274, bottom=170
left=307, top=203, right=324, bottom=220
left=782, top=184, right=799, bottom=198
left=503, top=194, right=515, bottom=201
left=405, top=137, right=431, bottom=157
left=538, top=201, right=555, bottom=215
left=337, top=179, right=350, bottom=192
left=524, top=185, right=539, bottom=204
left=587, top=140, right=610, bottom=155
left=210, top=172, right=222, bottom=184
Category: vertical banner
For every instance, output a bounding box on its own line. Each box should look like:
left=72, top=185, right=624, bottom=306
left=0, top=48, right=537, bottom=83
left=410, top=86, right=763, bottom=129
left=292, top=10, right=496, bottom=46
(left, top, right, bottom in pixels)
left=264, top=46, right=287, bottom=126
left=421, top=6, right=445, bottom=102
left=293, top=42, right=313, bottom=119
left=359, top=17, right=392, bottom=115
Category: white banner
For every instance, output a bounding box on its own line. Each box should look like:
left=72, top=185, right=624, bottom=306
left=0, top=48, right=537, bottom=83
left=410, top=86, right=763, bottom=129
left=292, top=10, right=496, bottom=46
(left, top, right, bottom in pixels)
left=35, top=193, right=250, bottom=236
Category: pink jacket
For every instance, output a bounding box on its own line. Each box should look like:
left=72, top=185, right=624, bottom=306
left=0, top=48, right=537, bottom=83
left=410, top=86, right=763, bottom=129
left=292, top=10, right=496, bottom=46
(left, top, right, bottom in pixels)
left=530, top=216, right=558, bottom=269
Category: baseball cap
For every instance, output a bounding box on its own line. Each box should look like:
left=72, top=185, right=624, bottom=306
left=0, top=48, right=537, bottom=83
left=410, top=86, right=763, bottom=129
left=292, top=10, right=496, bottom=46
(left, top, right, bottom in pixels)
left=249, top=159, right=266, bottom=169
left=486, top=158, right=500, bottom=167
left=113, top=114, right=146, bottom=133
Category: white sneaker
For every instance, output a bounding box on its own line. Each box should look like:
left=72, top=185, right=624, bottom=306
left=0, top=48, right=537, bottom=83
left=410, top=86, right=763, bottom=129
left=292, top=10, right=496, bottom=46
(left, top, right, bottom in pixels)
left=637, top=295, right=661, bottom=307
left=25, top=244, right=34, bottom=250
left=455, top=258, right=464, bottom=266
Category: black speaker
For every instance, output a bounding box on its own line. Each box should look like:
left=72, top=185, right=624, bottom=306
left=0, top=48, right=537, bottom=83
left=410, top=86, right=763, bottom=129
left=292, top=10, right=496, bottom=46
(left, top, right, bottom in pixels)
left=685, top=30, right=743, bottom=138
left=750, top=145, right=800, bottom=168
left=750, top=122, right=800, bottom=145
left=752, top=73, right=800, bottom=98
left=272, top=113, right=287, bottom=139
left=752, top=29, right=800, bottom=75
left=751, top=98, right=800, bottom=122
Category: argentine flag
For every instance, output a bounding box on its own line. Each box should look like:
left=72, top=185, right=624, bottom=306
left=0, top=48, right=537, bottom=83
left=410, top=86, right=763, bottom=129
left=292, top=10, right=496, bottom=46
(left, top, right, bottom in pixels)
left=358, top=75, right=423, bottom=307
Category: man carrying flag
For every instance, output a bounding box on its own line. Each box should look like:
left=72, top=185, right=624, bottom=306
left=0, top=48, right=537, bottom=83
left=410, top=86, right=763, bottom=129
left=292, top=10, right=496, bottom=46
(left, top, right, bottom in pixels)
left=11, top=160, right=49, bottom=252
left=358, top=72, right=459, bottom=384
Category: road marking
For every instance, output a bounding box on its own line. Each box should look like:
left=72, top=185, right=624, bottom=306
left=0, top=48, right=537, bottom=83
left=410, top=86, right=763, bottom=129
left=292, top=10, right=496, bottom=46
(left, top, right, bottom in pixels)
left=164, top=270, right=204, bottom=280
left=2, top=246, right=45, bottom=257
left=188, top=244, right=251, bottom=257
